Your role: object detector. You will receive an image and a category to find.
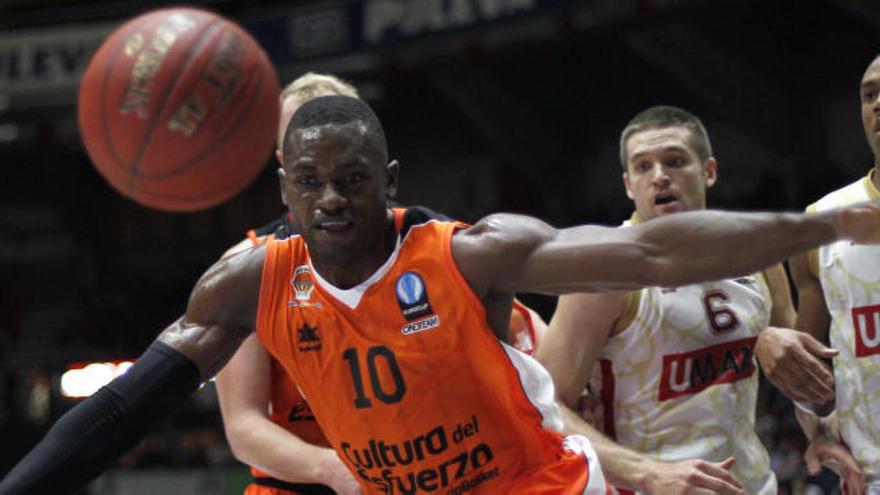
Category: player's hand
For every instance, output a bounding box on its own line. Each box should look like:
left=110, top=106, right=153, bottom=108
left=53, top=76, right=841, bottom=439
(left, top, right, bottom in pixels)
left=317, top=449, right=364, bottom=495
left=805, top=434, right=865, bottom=495
left=754, top=326, right=836, bottom=404
left=835, top=200, right=880, bottom=244
left=643, top=457, right=745, bottom=495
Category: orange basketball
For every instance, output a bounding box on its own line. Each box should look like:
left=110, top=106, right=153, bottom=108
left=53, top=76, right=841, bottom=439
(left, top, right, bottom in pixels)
left=78, top=7, right=280, bottom=212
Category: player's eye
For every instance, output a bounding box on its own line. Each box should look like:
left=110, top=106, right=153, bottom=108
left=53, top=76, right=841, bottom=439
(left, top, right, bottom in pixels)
left=345, top=173, right=365, bottom=184
left=634, top=161, right=651, bottom=173
left=666, top=157, right=685, bottom=167
left=295, top=176, right=320, bottom=189
left=864, top=89, right=877, bottom=102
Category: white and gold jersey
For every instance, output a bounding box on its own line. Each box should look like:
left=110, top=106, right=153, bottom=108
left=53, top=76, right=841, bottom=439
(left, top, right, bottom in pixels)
left=590, top=217, right=776, bottom=494
left=808, top=171, right=880, bottom=484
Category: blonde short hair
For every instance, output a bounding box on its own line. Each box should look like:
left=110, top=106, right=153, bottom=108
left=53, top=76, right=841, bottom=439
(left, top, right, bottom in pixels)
left=280, top=72, right=359, bottom=103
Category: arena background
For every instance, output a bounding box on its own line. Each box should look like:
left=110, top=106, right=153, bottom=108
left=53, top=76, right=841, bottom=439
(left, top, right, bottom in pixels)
left=0, top=0, right=878, bottom=493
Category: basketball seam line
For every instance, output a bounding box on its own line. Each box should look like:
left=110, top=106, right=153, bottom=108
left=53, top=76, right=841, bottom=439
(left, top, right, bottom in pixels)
left=127, top=17, right=224, bottom=182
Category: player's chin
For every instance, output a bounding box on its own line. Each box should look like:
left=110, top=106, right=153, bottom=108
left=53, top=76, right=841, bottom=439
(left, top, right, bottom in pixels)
left=654, top=201, right=683, bottom=216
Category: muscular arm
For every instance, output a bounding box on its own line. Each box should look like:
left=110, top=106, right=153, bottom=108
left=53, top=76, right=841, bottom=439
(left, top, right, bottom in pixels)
left=0, top=247, right=264, bottom=494
left=452, top=208, right=867, bottom=298
left=215, top=334, right=357, bottom=491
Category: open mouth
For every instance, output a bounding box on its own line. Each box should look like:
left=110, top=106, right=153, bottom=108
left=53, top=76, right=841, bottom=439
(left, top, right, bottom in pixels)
left=654, top=195, right=678, bottom=205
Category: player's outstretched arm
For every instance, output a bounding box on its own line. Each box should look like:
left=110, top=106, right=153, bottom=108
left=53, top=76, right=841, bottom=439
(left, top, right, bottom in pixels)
left=0, top=247, right=264, bottom=494
left=452, top=204, right=880, bottom=297
left=215, top=334, right=362, bottom=494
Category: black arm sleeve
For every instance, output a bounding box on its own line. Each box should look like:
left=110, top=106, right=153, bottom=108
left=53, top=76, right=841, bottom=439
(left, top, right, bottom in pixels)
left=0, top=341, right=201, bottom=495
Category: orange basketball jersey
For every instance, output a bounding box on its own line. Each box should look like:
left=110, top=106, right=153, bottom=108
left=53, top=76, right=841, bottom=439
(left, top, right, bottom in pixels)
left=240, top=212, right=332, bottom=493
left=256, top=212, right=603, bottom=495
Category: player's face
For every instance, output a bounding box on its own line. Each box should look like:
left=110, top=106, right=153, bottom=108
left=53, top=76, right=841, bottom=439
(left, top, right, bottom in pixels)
left=622, top=126, right=717, bottom=221
left=860, top=56, right=880, bottom=162
left=280, top=122, right=397, bottom=262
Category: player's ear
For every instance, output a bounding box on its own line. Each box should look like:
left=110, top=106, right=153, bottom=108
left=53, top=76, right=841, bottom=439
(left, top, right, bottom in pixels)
left=622, top=172, right=635, bottom=200
left=277, top=167, right=289, bottom=206
left=275, top=148, right=283, bottom=166
left=704, top=157, right=718, bottom=189
left=385, top=160, right=400, bottom=198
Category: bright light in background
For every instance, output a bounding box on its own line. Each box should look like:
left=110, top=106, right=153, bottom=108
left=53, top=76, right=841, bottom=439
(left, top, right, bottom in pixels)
left=61, top=360, right=135, bottom=398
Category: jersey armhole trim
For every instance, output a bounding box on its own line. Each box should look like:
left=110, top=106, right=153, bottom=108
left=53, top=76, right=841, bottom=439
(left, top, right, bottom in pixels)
left=804, top=203, right=821, bottom=278
left=611, top=290, right=640, bottom=334
left=441, top=222, right=489, bottom=323
left=255, top=241, right=280, bottom=347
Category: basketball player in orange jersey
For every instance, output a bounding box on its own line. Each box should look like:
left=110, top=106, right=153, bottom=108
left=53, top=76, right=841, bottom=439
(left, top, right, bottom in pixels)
left=215, top=72, right=363, bottom=495
left=6, top=95, right=880, bottom=495
left=536, top=106, right=850, bottom=494
left=215, top=73, right=547, bottom=495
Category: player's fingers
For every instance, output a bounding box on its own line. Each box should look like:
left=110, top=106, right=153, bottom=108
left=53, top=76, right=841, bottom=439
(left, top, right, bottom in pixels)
left=804, top=447, right=822, bottom=476
left=686, top=488, right=723, bottom=495
left=840, top=462, right=866, bottom=495
left=789, top=351, right=835, bottom=400
left=696, top=459, right=743, bottom=489
left=801, top=335, right=839, bottom=359
left=790, top=346, right=834, bottom=386
left=842, top=469, right=867, bottom=495
left=775, top=381, right=815, bottom=404
left=821, top=445, right=865, bottom=494
left=776, top=372, right=830, bottom=404
left=687, top=470, right=746, bottom=495
left=768, top=369, right=827, bottom=404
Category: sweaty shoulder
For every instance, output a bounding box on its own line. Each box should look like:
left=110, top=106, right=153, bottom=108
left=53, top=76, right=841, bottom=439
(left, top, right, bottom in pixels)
left=187, top=243, right=266, bottom=332
left=452, top=213, right=555, bottom=298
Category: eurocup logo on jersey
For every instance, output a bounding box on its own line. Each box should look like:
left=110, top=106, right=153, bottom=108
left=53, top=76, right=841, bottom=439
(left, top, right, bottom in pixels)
left=289, top=265, right=321, bottom=308
left=396, top=271, right=440, bottom=335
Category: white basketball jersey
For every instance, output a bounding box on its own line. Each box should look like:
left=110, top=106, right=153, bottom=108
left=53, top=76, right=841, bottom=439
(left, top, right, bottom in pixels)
left=591, top=217, right=776, bottom=494
left=808, top=171, right=880, bottom=484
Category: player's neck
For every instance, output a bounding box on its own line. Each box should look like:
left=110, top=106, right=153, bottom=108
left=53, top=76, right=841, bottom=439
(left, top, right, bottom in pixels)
left=310, top=211, right=397, bottom=289
left=873, top=163, right=880, bottom=191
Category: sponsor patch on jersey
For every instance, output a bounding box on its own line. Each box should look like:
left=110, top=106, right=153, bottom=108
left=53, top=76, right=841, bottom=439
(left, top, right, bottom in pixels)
left=852, top=304, right=880, bottom=358
left=287, top=402, right=316, bottom=422
left=289, top=265, right=322, bottom=308
left=658, top=336, right=757, bottom=401
left=401, top=314, right=441, bottom=335
left=396, top=271, right=433, bottom=321
left=297, top=324, right=322, bottom=352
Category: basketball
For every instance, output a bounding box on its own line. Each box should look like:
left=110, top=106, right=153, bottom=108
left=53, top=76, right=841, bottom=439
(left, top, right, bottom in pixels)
left=77, top=7, right=280, bottom=212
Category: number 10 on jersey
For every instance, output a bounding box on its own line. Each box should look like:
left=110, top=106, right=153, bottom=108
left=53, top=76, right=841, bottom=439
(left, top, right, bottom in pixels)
left=343, top=346, right=407, bottom=409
